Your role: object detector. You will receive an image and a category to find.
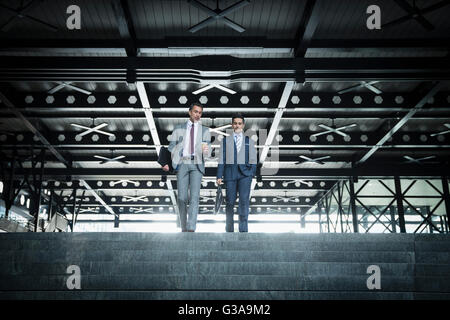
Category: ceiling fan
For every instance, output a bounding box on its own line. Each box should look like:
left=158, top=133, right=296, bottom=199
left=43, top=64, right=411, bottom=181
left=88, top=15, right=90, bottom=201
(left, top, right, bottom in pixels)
left=382, top=0, right=450, bottom=31
left=295, top=155, right=331, bottom=165
left=338, top=81, right=382, bottom=95
left=430, top=123, right=450, bottom=137
left=0, top=0, right=58, bottom=32
left=71, top=118, right=114, bottom=138
left=94, top=150, right=128, bottom=165
left=48, top=82, right=92, bottom=95
left=403, top=155, right=436, bottom=164
left=311, top=119, right=357, bottom=138
left=187, top=0, right=249, bottom=33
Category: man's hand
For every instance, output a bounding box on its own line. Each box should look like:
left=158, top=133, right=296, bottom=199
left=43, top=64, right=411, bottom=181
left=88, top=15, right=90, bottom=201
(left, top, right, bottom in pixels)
left=216, top=178, right=223, bottom=185
left=162, top=165, right=169, bottom=172
left=202, top=144, right=209, bottom=154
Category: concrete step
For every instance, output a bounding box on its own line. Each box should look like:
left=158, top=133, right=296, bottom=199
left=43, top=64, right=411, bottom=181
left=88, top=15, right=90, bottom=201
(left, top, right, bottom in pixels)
left=416, top=252, right=450, bottom=264
left=414, top=241, right=450, bottom=252
left=0, top=232, right=416, bottom=242
left=0, top=249, right=415, bottom=263
left=415, top=264, right=450, bottom=276
left=1, top=233, right=449, bottom=299
left=0, top=240, right=415, bottom=252
left=415, top=277, right=450, bottom=292
left=0, top=274, right=416, bottom=291
left=0, top=290, right=416, bottom=300
left=0, top=261, right=414, bottom=277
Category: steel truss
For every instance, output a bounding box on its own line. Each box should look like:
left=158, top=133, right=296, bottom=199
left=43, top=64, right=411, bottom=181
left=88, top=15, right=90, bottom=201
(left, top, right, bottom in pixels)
left=309, top=177, right=450, bottom=233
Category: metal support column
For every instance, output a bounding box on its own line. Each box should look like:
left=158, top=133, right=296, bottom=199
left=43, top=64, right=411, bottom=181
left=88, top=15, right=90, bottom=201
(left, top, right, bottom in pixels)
left=4, top=153, right=16, bottom=219
left=31, top=149, right=45, bottom=232
left=394, top=176, right=407, bottom=233
left=389, top=206, right=397, bottom=233
left=349, top=178, right=359, bottom=233
left=441, top=176, right=450, bottom=232
left=71, top=188, right=78, bottom=232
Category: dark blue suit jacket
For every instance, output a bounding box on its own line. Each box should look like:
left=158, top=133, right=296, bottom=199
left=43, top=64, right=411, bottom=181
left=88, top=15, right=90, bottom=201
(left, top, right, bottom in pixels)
left=216, top=135, right=257, bottom=181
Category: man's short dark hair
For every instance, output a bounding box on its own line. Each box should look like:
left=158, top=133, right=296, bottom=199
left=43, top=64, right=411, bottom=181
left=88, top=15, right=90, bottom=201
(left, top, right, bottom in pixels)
left=189, top=102, right=203, bottom=111
left=232, top=113, right=245, bottom=123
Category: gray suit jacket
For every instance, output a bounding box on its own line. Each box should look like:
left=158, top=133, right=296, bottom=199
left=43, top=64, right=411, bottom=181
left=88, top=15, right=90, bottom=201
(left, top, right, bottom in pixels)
left=167, top=121, right=211, bottom=174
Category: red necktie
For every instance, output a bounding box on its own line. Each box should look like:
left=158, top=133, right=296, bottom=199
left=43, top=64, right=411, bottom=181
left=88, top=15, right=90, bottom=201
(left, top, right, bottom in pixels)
left=190, top=123, right=194, bottom=155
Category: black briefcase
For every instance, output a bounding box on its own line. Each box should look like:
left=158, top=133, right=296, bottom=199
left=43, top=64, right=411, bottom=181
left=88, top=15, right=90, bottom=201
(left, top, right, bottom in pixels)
left=158, top=146, right=174, bottom=172
left=214, top=184, right=224, bottom=214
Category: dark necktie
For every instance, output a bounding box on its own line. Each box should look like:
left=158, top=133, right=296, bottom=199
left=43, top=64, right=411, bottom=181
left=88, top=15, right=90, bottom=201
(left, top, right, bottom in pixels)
left=190, top=123, right=194, bottom=155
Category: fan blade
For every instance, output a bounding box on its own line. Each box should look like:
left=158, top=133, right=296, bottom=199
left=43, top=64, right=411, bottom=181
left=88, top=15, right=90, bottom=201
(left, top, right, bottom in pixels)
left=318, top=124, right=333, bottom=131
left=187, top=0, right=216, bottom=16
left=64, top=83, right=92, bottom=95
left=419, top=156, right=436, bottom=161
left=189, top=16, right=216, bottom=33
left=220, top=0, right=250, bottom=17
left=365, top=83, right=383, bottom=95
left=94, top=155, right=109, bottom=160
left=193, top=84, right=214, bottom=95
left=215, top=84, right=237, bottom=94
left=221, top=17, right=246, bottom=33
left=48, top=83, right=67, bottom=94
left=70, top=123, right=90, bottom=130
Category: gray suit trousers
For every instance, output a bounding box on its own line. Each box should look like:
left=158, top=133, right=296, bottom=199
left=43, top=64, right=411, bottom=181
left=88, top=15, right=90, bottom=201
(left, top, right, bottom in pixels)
left=176, top=162, right=203, bottom=231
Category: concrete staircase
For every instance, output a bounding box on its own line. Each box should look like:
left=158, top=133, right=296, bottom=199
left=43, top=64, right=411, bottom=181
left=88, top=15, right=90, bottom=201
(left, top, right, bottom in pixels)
left=0, top=233, right=449, bottom=299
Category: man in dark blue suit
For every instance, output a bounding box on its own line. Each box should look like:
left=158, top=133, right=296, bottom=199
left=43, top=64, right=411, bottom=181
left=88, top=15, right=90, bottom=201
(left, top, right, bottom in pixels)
left=216, top=114, right=257, bottom=232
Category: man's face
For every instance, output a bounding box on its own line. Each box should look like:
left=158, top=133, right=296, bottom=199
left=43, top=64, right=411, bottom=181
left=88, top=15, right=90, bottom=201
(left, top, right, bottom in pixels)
left=232, top=117, right=245, bottom=133
left=189, top=105, right=203, bottom=123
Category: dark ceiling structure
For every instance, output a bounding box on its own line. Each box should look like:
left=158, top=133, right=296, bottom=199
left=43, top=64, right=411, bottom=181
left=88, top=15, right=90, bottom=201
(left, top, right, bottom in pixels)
left=1, top=0, right=450, bottom=232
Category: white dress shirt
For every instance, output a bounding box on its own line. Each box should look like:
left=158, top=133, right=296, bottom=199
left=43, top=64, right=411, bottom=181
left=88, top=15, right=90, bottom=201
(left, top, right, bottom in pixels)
left=182, top=120, right=199, bottom=157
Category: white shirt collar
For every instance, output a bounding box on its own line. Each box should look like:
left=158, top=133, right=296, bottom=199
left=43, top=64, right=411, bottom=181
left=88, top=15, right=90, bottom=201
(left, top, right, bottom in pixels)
left=234, top=131, right=243, bottom=138
left=188, top=120, right=198, bottom=127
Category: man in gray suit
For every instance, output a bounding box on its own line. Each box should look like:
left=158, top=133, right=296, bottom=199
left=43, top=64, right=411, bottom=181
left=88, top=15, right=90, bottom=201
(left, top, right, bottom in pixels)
left=162, top=102, right=211, bottom=232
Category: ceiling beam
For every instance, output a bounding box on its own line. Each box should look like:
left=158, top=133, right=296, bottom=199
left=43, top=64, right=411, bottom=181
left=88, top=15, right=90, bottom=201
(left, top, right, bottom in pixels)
left=136, top=81, right=179, bottom=219
left=2, top=38, right=449, bottom=51
left=0, top=90, right=118, bottom=219
left=294, top=0, right=321, bottom=57
left=1, top=56, right=449, bottom=82
left=111, top=0, right=137, bottom=57
left=357, top=81, right=444, bottom=164
left=11, top=165, right=450, bottom=179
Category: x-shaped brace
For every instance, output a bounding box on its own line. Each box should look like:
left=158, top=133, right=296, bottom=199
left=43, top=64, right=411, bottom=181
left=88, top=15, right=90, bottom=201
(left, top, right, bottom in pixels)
left=79, top=207, right=99, bottom=214
left=48, top=82, right=92, bottom=95
left=0, top=0, right=58, bottom=32
left=403, top=155, right=436, bottom=164
left=71, top=123, right=115, bottom=138
left=111, top=179, right=139, bottom=187
left=131, top=207, right=153, bottom=213
left=273, top=195, right=298, bottom=203
left=311, top=123, right=357, bottom=138
left=430, top=124, right=450, bottom=137
left=187, top=0, right=249, bottom=33
left=283, top=179, right=314, bottom=187
left=296, top=155, right=331, bottom=165
left=94, top=155, right=128, bottom=164
left=338, top=81, right=382, bottom=95
left=123, top=195, right=148, bottom=202
left=193, top=83, right=236, bottom=95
